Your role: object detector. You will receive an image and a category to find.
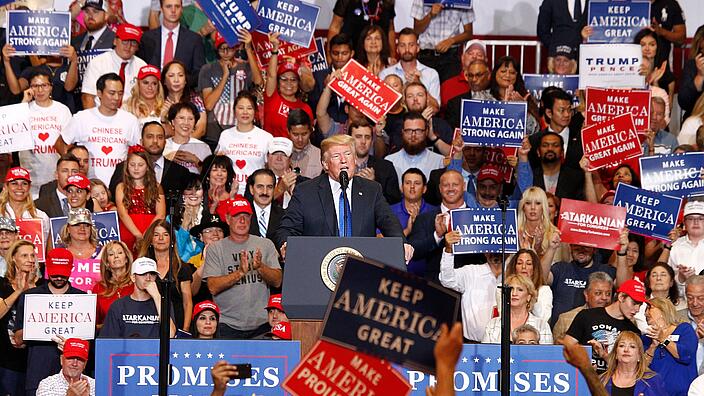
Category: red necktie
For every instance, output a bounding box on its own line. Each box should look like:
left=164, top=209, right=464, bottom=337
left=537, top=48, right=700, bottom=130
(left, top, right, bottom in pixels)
left=164, top=31, right=174, bottom=66
left=119, top=61, right=128, bottom=83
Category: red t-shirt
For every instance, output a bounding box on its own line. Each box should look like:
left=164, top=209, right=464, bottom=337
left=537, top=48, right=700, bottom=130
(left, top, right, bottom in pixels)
left=92, top=282, right=135, bottom=325
left=263, top=90, right=314, bottom=138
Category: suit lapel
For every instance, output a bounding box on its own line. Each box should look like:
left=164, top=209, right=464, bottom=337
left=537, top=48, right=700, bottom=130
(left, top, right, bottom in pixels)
left=351, top=177, right=369, bottom=236
left=318, top=175, right=337, bottom=235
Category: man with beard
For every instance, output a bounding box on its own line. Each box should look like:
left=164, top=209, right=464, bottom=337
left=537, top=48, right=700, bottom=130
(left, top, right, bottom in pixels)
left=71, top=0, right=115, bottom=52
left=247, top=169, right=284, bottom=242
left=532, top=132, right=584, bottom=200
left=385, top=112, right=444, bottom=186
left=400, top=82, right=453, bottom=156
left=529, top=89, right=584, bottom=170
left=14, top=248, right=86, bottom=395
left=445, top=59, right=493, bottom=129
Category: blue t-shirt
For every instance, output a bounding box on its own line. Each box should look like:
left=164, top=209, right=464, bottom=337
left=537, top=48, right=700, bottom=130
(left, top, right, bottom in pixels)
left=550, top=260, right=616, bottom=326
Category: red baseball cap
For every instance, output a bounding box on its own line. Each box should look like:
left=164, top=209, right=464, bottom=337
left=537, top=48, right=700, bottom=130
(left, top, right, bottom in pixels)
left=116, top=23, right=142, bottom=43
left=617, top=279, right=648, bottom=303
left=477, top=164, right=503, bottom=184
left=265, top=294, right=284, bottom=312
left=227, top=195, right=253, bottom=217
left=138, top=64, right=160, bottom=80
left=192, top=300, right=220, bottom=320
left=63, top=338, right=90, bottom=360
left=5, top=167, right=31, bottom=183
left=270, top=321, right=292, bottom=340
left=214, top=32, right=228, bottom=49
left=66, top=174, right=90, bottom=191
left=45, top=248, right=74, bottom=278
left=277, top=61, right=300, bottom=78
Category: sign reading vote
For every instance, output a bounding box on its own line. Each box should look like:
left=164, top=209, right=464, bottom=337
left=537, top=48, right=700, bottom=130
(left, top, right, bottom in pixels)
left=587, top=0, right=650, bottom=43
left=460, top=99, right=526, bottom=147
left=613, top=183, right=681, bottom=241
left=396, top=344, right=591, bottom=395
left=23, top=294, right=96, bottom=341
left=579, top=44, right=644, bottom=88
left=283, top=340, right=412, bottom=396
left=96, top=338, right=301, bottom=395
left=308, top=37, right=328, bottom=73
left=257, top=0, right=319, bottom=48
left=581, top=112, right=642, bottom=171
left=50, top=210, right=120, bottom=248
left=328, top=59, right=402, bottom=123
left=0, top=103, right=33, bottom=154
left=450, top=208, right=519, bottom=254
left=195, top=0, right=258, bottom=46
left=640, top=152, right=704, bottom=197
left=585, top=87, right=651, bottom=132
left=16, top=218, right=45, bottom=262
left=559, top=198, right=627, bottom=250
left=251, top=30, right=316, bottom=68
left=523, top=74, right=579, bottom=104
left=6, top=11, right=71, bottom=55
left=321, top=255, right=460, bottom=374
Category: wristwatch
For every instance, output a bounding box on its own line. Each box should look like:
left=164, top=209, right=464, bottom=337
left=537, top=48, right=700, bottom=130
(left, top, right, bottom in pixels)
left=659, top=339, right=671, bottom=348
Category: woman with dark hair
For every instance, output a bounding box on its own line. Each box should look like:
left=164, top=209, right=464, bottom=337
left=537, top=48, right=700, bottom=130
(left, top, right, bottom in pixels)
left=164, top=101, right=212, bottom=174
left=354, top=25, right=391, bottom=76
left=489, top=56, right=540, bottom=135
left=645, top=263, right=682, bottom=307
left=600, top=331, right=666, bottom=395
left=326, top=0, right=396, bottom=58
left=581, top=160, right=641, bottom=204
left=200, top=155, right=235, bottom=215
left=505, top=249, right=553, bottom=323
left=161, top=60, right=207, bottom=138
left=190, top=300, right=220, bottom=339
left=172, top=175, right=208, bottom=263
left=545, top=192, right=560, bottom=226
left=678, top=24, right=704, bottom=120
left=634, top=29, right=674, bottom=115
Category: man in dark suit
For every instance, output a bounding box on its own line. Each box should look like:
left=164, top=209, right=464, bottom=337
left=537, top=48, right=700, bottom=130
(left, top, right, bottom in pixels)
left=70, top=0, right=115, bottom=52
left=275, top=135, right=413, bottom=261
left=136, top=0, right=205, bottom=87
left=537, top=0, right=588, bottom=71
left=35, top=155, right=81, bottom=218
left=350, top=121, right=401, bottom=205
left=532, top=132, right=585, bottom=200
left=529, top=88, right=584, bottom=170
left=247, top=169, right=284, bottom=241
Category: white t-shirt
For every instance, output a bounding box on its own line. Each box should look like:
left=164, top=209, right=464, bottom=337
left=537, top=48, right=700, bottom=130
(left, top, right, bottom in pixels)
left=217, top=126, right=273, bottom=195
left=82, top=50, right=146, bottom=102
left=61, top=108, right=140, bottom=185
left=20, top=101, right=71, bottom=199
left=164, top=137, right=212, bottom=175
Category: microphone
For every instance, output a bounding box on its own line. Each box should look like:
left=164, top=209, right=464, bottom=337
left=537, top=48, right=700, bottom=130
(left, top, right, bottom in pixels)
left=339, top=170, right=349, bottom=191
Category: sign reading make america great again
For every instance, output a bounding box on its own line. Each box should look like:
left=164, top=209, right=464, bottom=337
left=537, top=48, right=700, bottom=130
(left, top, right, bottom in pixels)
left=321, top=255, right=460, bottom=374
left=581, top=112, right=642, bottom=171
left=585, top=87, right=651, bottom=132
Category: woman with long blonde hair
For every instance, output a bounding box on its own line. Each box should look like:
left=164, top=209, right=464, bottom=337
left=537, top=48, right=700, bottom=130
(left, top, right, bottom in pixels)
left=92, top=240, right=134, bottom=327
left=679, top=92, right=704, bottom=146
left=517, top=187, right=558, bottom=258
left=0, top=168, right=50, bottom=243
left=601, top=331, right=666, bottom=395
left=123, top=65, right=165, bottom=122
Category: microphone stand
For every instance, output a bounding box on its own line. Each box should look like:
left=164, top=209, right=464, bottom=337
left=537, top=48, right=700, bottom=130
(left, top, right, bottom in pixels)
left=498, top=196, right=511, bottom=396
left=158, top=191, right=178, bottom=395
left=340, top=171, right=350, bottom=237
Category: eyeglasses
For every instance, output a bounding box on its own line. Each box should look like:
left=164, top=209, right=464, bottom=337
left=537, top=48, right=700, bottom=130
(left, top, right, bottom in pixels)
left=686, top=216, right=704, bottom=223
left=402, top=128, right=425, bottom=136
left=30, top=83, right=51, bottom=90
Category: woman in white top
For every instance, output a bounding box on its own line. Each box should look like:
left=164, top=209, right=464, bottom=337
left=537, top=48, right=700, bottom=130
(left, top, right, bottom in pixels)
left=0, top=167, right=50, bottom=244
left=483, top=274, right=553, bottom=344
left=505, top=249, right=553, bottom=323
left=164, top=102, right=212, bottom=175
left=679, top=93, right=704, bottom=146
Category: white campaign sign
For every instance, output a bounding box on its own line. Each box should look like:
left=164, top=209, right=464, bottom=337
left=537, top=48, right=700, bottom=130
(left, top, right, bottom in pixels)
left=23, top=293, right=97, bottom=341
left=579, top=44, right=645, bottom=89
left=0, top=103, right=33, bottom=154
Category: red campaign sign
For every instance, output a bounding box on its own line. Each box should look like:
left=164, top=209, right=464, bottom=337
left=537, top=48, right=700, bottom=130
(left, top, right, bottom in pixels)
left=16, top=218, right=44, bottom=262
left=483, top=147, right=518, bottom=184
left=558, top=198, right=626, bottom=250
left=282, top=340, right=411, bottom=396
left=327, top=59, right=402, bottom=123
left=581, top=112, right=642, bottom=171
left=585, top=87, right=651, bottom=132
left=251, top=31, right=317, bottom=69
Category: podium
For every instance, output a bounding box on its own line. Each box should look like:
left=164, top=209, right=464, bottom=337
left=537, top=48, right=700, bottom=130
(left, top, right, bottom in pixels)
left=283, top=236, right=405, bottom=355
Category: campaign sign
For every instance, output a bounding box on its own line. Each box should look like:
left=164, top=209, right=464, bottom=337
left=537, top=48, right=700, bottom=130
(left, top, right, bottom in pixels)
left=321, top=255, right=460, bottom=374
left=585, top=87, right=650, bottom=132
left=588, top=0, right=650, bottom=43
left=613, top=183, right=681, bottom=241
left=195, top=0, right=258, bottom=46
left=396, top=344, right=591, bottom=395
left=640, top=152, right=704, bottom=197
left=42, top=258, right=101, bottom=293
left=50, top=211, right=120, bottom=248
left=579, top=44, right=644, bottom=88
left=256, top=0, right=319, bottom=48
left=16, top=218, right=45, bottom=262
left=23, top=293, right=97, bottom=341
left=424, top=0, right=472, bottom=9
left=251, top=30, right=317, bottom=68
left=581, top=112, right=642, bottom=171
left=523, top=74, right=579, bottom=104
left=328, top=59, right=402, bottom=123
left=558, top=198, right=627, bottom=250
left=76, top=48, right=109, bottom=81
left=0, top=103, right=33, bottom=154
left=282, top=340, right=412, bottom=396
left=6, top=11, right=71, bottom=55
left=450, top=208, right=519, bottom=254
left=460, top=100, right=526, bottom=147
left=96, top=338, right=300, bottom=395
left=483, top=147, right=518, bottom=184
left=308, top=37, right=328, bottom=74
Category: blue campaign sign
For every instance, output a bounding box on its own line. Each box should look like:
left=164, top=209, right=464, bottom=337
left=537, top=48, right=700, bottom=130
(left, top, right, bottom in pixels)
left=6, top=11, right=71, bottom=56
left=588, top=1, right=650, bottom=43
left=613, top=183, right=682, bottom=241
left=195, top=0, right=259, bottom=46
left=640, top=152, right=704, bottom=198
left=523, top=74, right=580, bottom=105
left=450, top=208, right=519, bottom=254
left=460, top=99, right=526, bottom=147
left=424, top=0, right=472, bottom=9
left=395, top=344, right=591, bottom=395
left=50, top=211, right=120, bottom=248
left=96, top=338, right=300, bottom=395
left=257, top=0, right=319, bottom=48
left=308, top=37, right=328, bottom=74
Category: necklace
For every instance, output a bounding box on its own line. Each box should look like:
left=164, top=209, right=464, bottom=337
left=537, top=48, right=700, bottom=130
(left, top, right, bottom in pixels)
left=361, top=0, right=381, bottom=23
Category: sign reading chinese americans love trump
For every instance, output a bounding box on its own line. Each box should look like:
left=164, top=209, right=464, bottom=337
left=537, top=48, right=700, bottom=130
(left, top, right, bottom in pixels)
left=558, top=198, right=627, bottom=250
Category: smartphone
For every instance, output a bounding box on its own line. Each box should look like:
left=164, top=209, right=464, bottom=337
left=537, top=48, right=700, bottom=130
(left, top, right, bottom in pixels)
left=232, top=363, right=252, bottom=379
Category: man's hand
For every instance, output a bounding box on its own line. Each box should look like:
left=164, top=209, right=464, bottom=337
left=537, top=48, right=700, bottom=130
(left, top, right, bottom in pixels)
left=280, top=242, right=287, bottom=259
left=145, top=279, right=161, bottom=301
left=434, top=213, right=448, bottom=237
left=66, top=377, right=90, bottom=396
left=403, top=243, right=414, bottom=263
left=252, top=248, right=263, bottom=271
left=563, top=343, right=592, bottom=371
left=428, top=3, right=443, bottom=18
left=435, top=38, right=454, bottom=53
left=59, top=45, right=77, bottom=63
left=211, top=361, right=239, bottom=394
left=357, top=167, right=375, bottom=181
left=280, top=170, right=298, bottom=194
left=239, top=249, right=250, bottom=274
left=587, top=339, right=608, bottom=360
left=518, top=136, right=530, bottom=162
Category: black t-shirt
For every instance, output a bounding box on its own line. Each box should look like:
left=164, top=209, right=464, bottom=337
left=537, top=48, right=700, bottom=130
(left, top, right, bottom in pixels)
left=612, top=384, right=635, bottom=396
left=650, top=0, right=686, bottom=62
left=566, top=307, right=640, bottom=373
left=0, top=277, right=43, bottom=372
left=156, top=264, right=193, bottom=330
left=333, top=0, right=395, bottom=50
left=550, top=261, right=616, bottom=327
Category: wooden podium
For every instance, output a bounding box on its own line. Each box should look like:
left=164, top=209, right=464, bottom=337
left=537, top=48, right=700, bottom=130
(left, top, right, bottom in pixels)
left=291, top=320, right=323, bottom=356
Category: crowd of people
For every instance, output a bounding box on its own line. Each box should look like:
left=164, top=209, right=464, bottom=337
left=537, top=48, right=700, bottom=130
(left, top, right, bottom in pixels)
left=0, top=0, right=703, bottom=394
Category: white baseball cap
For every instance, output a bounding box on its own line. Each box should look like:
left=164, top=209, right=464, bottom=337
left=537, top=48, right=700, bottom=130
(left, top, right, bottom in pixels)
left=684, top=201, right=704, bottom=217
left=132, top=257, right=158, bottom=275
left=268, top=137, right=293, bottom=156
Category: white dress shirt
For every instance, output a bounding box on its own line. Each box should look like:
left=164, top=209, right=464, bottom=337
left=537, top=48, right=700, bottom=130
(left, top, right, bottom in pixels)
left=160, top=24, right=181, bottom=68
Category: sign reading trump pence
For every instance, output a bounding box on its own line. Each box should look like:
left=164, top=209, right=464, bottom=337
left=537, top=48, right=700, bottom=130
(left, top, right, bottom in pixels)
left=328, top=59, right=402, bottom=123
left=581, top=112, right=642, bottom=171
left=321, top=255, right=460, bottom=374
left=558, top=199, right=626, bottom=250
left=23, top=294, right=97, bottom=341
left=450, top=208, right=519, bottom=254
left=460, top=99, right=526, bottom=147
left=579, top=44, right=643, bottom=88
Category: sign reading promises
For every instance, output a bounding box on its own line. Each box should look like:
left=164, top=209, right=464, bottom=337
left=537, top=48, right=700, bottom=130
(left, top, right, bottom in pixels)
left=6, top=11, right=71, bottom=55
left=16, top=218, right=45, bottom=262
left=450, top=208, right=519, bottom=254
left=460, top=99, right=527, bottom=147
left=579, top=44, right=644, bottom=88
left=0, top=103, right=33, bottom=154
left=50, top=211, right=120, bottom=248
left=585, top=87, right=651, bottom=132
left=252, top=30, right=317, bottom=68
left=581, top=112, right=642, bottom=171
left=321, top=255, right=460, bottom=374
left=587, top=0, right=650, bottom=43
left=328, top=59, right=402, bottom=123
left=23, top=294, right=96, bottom=341
left=613, top=183, right=681, bottom=241
left=640, top=152, right=704, bottom=197
left=523, top=74, right=579, bottom=103
left=283, top=340, right=412, bottom=396
left=195, top=0, right=258, bottom=46
left=558, top=198, right=627, bottom=250
left=256, top=0, right=319, bottom=48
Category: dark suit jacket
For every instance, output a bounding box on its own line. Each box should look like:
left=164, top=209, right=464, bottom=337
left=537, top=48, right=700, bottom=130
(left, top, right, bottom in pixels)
left=109, top=158, right=192, bottom=198
left=35, top=180, right=63, bottom=218
left=537, top=0, right=589, bottom=53
left=137, top=26, right=205, bottom=87
left=248, top=202, right=285, bottom=240
left=532, top=165, right=585, bottom=201
left=528, top=113, right=585, bottom=170
left=71, top=27, right=116, bottom=51
left=366, top=156, right=401, bottom=205
left=275, top=174, right=404, bottom=248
